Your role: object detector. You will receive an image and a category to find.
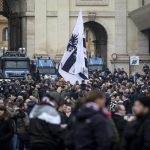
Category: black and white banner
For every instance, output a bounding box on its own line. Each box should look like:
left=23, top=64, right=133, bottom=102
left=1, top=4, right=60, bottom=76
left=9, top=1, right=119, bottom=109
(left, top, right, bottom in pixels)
left=59, top=11, right=88, bottom=84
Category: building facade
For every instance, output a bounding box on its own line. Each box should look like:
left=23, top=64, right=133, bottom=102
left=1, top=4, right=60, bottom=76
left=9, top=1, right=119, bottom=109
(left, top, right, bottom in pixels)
left=0, top=15, right=8, bottom=48
left=1, top=0, right=150, bottom=74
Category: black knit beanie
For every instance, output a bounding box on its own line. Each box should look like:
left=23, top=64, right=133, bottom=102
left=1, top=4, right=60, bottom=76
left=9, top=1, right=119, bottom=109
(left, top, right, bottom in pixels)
left=136, top=96, right=150, bottom=108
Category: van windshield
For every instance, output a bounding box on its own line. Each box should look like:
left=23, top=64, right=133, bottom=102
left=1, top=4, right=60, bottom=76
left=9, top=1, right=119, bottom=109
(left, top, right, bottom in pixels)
left=5, top=61, right=28, bottom=69
left=38, top=59, right=54, bottom=67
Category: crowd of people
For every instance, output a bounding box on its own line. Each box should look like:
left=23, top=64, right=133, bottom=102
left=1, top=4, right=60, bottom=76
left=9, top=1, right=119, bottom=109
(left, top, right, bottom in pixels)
left=0, top=64, right=150, bottom=150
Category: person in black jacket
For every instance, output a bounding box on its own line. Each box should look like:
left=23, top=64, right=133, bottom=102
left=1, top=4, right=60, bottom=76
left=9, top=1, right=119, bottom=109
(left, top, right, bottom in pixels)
left=112, top=104, right=127, bottom=150
left=14, top=103, right=30, bottom=150
left=0, top=106, right=14, bottom=150
left=112, top=104, right=127, bottom=139
left=29, top=95, right=65, bottom=150
left=60, top=104, right=73, bottom=125
left=121, top=96, right=150, bottom=150
left=72, top=91, right=114, bottom=150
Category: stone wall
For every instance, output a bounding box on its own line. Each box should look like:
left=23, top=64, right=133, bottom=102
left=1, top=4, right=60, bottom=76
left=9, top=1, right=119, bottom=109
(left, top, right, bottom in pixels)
left=3, top=0, right=149, bottom=74
left=0, top=15, right=8, bottom=48
left=144, top=0, right=150, bottom=5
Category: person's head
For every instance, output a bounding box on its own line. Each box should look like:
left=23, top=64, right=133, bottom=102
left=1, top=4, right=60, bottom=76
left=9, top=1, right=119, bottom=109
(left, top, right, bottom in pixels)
left=29, top=96, right=38, bottom=103
left=86, top=91, right=105, bottom=109
left=75, top=81, right=79, bottom=85
left=42, top=94, right=59, bottom=108
left=15, top=80, right=20, bottom=85
left=27, top=74, right=32, bottom=80
left=123, top=94, right=128, bottom=100
left=111, top=95, right=116, bottom=101
left=17, top=95, right=24, bottom=101
left=0, top=99, right=4, bottom=106
left=9, top=93, right=17, bottom=101
left=57, top=87, right=62, bottom=93
left=115, top=104, right=126, bottom=116
left=63, top=104, right=67, bottom=111
left=6, top=101, right=15, bottom=109
left=82, top=80, right=85, bottom=84
left=116, top=96, right=121, bottom=101
left=35, top=84, right=40, bottom=89
left=24, top=101, right=28, bottom=110
left=58, top=104, right=66, bottom=113
left=17, top=101, right=25, bottom=109
left=133, top=96, right=150, bottom=117
left=65, top=105, right=72, bottom=114
left=74, top=98, right=86, bottom=111
left=0, top=106, right=7, bottom=119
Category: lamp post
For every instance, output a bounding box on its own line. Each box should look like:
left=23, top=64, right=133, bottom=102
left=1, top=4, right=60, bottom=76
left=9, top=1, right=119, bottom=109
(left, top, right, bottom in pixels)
left=1, top=47, right=8, bottom=55
left=111, top=53, right=118, bottom=72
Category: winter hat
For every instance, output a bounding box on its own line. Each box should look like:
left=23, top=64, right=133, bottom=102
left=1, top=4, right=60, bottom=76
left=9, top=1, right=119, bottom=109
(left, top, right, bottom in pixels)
left=41, top=93, right=58, bottom=106
left=136, top=96, right=150, bottom=108
left=0, top=105, right=6, bottom=111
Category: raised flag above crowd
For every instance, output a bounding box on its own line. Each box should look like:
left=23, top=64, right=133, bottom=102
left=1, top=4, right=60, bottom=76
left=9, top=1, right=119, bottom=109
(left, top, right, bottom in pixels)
left=59, top=11, right=88, bottom=85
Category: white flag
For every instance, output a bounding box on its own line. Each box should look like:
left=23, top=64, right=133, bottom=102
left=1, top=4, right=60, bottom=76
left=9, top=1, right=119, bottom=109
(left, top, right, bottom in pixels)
left=59, top=11, right=88, bottom=85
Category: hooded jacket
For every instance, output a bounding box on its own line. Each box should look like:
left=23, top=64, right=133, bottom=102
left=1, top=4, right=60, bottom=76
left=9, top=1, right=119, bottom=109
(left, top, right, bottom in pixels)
left=0, top=118, right=14, bottom=150
left=121, top=113, right=150, bottom=150
left=73, top=102, right=113, bottom=150
left=29, top=104, right=64, bottom=150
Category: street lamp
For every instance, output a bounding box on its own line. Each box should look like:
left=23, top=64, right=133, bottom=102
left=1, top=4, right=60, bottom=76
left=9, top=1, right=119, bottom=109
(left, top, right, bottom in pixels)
left=1, top=47, right=8, bottom=55
left=4, top=47, right=8, bottom=51
left=111, top=53, right=118, bottom=72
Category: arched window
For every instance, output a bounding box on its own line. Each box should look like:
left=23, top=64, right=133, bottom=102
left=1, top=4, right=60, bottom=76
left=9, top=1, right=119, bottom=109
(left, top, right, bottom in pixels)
left=2, top=27, right=8, bottom=41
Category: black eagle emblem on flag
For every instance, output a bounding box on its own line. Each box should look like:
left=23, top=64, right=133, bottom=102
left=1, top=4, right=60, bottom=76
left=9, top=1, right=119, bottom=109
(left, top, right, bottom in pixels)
left=67, top=34, right=78, bottom=52
left=62, top=34, right=79, bottom=73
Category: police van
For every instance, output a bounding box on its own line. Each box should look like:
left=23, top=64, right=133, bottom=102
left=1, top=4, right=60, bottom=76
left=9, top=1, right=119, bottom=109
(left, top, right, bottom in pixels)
left=88, top=57, right=104, bottom=72
left=0, top=51, right=30, bottom=79
left=33, top=56, right=57, bottom=76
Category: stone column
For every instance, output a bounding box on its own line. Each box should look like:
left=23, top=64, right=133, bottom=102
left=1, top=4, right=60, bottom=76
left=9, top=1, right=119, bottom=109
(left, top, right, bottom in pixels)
left=35, top=0, right=47, bottom=55
left=115, top=0, right=127, bottom=54
left=26, top=17, right=35, bottom=57
left=9, top=14, right=22, bottom=51
left=21, top=16, right=27, bottom=49
left=26, top=0, right=35, bottom=12
left=57, top=0, right=70, bottom=53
